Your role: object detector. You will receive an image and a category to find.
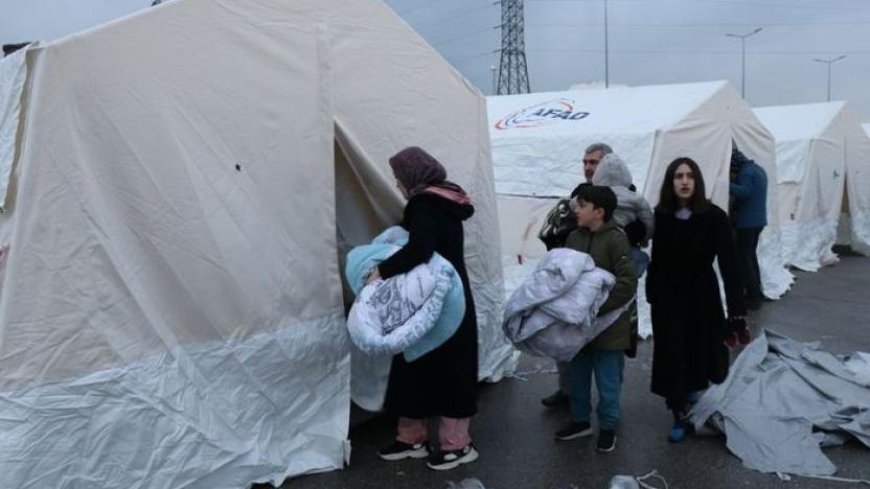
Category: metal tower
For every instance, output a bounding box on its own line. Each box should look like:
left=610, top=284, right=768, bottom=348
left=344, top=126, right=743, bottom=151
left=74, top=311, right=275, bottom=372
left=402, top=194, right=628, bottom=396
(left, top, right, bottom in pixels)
left=496, top=0, right=530, bottom=95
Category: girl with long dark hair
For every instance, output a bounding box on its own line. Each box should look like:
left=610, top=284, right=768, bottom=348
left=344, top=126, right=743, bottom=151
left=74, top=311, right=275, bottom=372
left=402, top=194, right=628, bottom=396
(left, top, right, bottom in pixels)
left=646, top=157, right=748, bottom=442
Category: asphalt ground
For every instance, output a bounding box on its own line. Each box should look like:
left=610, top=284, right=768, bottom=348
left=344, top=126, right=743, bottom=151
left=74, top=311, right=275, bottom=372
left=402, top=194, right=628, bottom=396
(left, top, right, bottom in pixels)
left=277, top=254, right=870, bottom=489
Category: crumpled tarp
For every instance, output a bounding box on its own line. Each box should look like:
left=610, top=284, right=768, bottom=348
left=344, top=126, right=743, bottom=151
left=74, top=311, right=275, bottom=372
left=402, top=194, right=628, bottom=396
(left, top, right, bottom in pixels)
left=691, top=330, right=870, bottom=476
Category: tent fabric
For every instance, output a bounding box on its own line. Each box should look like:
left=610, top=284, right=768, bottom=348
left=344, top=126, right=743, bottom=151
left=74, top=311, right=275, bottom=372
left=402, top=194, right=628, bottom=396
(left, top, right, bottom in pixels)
left=0, top=47, right=28, bottom=212
left=0, top=0, right=513, bottom=487
left=0, top=4, right=347, bottom=488
left=691, top=330, right=870, bottom=476
left=489, top=81, right=792, bottom=337
left=754, top=102, right=870, bottom=269
left=325, top=4, right=516, bottom=384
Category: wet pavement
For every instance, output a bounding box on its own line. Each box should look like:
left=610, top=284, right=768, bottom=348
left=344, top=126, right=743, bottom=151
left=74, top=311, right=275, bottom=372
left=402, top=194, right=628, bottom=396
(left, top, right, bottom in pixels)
left=279, top=254, right=870, bottom=489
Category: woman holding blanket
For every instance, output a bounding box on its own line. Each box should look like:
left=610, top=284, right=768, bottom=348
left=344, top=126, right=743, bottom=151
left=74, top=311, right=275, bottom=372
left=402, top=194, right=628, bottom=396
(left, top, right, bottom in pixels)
left=646, top=157, right=747, bottom=443
left=367, top=146, right=479, bottom=471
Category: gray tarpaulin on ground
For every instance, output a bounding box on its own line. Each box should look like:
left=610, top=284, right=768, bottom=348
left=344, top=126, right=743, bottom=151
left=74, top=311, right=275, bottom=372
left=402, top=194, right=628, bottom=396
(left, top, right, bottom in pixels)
left=691, top=330, right=870, bottom=476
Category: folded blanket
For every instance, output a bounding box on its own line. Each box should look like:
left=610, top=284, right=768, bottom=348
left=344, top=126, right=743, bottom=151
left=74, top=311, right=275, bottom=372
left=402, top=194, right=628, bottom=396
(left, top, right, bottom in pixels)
left=503, top=248, right=634, bottom=362
left=345, top=227, right=465, bottom=361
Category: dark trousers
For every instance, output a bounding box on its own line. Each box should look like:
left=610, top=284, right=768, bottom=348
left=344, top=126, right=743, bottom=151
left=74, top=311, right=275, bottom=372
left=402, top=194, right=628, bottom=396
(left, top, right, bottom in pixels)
left=735, top=227, right=764, bottom=304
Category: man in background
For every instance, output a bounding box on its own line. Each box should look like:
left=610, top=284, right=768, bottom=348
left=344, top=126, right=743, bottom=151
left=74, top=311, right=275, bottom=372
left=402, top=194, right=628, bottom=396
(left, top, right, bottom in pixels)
left=730, top=146, right=769, bottom=311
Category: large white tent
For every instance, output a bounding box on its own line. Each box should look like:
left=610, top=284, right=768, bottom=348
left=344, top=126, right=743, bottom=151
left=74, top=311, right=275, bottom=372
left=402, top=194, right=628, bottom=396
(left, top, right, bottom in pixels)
left=0, top=0, right=514, bottom=487
left=489, top=81, right=793, bottom=336
left=754, top=102, right=870, bottom=270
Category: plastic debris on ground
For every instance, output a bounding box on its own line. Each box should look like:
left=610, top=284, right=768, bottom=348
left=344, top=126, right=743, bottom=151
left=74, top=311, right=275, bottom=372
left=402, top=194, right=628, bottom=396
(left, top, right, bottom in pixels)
left=608, top=470, right=669, bottom=489
left=445, top=478, right=488, bottom=489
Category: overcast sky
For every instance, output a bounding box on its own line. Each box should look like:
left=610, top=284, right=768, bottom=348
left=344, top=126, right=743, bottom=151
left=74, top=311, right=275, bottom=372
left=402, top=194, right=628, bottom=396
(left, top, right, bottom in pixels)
left=3, top=0, right=869, bottom=119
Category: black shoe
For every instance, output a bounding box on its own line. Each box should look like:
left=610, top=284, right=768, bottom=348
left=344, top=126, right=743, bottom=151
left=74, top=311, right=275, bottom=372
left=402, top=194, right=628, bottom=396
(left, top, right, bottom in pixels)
left=426, top=443, right=479, bottom=471
left=541, top=390, right=570, bottom=408
left=555, top=422, right=593, bottom=441
left=377, top=440, right=429, bottom=461
left=596, top=429, right=617, bottom=453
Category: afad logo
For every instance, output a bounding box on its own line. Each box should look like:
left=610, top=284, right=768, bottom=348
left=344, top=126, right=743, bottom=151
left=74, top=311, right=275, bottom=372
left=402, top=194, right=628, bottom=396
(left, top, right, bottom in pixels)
left=494, top=98, right=590, bottom=130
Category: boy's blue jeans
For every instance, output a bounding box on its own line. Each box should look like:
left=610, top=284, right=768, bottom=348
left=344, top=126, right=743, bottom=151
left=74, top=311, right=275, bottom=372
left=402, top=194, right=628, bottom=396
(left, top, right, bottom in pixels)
left=629, top=246, right=649, bottom=278
left=569, top=348, right=624, bottom=430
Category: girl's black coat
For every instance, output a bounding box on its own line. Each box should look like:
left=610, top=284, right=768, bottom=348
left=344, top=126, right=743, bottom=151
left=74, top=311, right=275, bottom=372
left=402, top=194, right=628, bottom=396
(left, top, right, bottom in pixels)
left=646, top=205, right=746, bottom=405
left=378, top=194, right=478, bottom=418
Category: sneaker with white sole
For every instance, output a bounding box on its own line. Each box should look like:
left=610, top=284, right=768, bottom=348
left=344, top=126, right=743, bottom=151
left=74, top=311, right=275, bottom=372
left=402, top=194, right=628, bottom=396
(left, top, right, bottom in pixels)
left=596, top=429, right=617, bottom=453
left=426, top=443, right=479, bottom=471
left=554, top=422, right=593, bottom=441
left=377, top=440, right=429, bottom=461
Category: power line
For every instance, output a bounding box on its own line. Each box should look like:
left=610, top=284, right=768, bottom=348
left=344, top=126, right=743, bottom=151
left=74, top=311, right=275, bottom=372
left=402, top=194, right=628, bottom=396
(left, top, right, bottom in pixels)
left=430, top=26, right=498, bottom=48
left=412, top=3, right=497, bottom=32
left=392, top=0, right=444, bottom=17
left=525, top=0, right=870, bottom=11
left=525, top=0, right=651, bottom=3
left=527, top=47, right=870, bottom=55
left=694, top=0, right=870, bottom=13
left=452, top=49, right=501, bottom=65
left=526, top=19, right=870, bottom=28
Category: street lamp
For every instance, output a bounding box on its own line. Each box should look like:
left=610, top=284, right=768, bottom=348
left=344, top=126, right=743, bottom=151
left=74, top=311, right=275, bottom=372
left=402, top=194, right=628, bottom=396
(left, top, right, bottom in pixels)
left=604, top=0, right=609, bottom=88
left=491, top=65, right=497, bottom=95
left=813, top=55, right=847, bottom=102
left=725, top=27, right=762, bottom=99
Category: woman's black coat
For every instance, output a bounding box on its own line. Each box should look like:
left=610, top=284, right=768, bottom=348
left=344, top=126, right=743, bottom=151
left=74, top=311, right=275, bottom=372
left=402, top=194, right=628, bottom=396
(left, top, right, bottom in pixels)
left=378, top=193, right=478, bottom=419
left=646, top=204, right=746, bottom=407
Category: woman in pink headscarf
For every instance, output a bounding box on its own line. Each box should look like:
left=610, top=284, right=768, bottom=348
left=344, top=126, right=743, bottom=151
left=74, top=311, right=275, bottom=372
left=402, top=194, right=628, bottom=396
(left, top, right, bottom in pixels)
left=369, top=147, right=479, bottom=471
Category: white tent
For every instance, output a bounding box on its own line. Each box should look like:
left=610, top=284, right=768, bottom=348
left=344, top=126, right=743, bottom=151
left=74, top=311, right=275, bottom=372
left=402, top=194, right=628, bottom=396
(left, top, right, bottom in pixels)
left=488, top=81, right=793, bottom=336
left=754, top=102, right=870, bottom=270
left=0, top=0, right=514, bottom=487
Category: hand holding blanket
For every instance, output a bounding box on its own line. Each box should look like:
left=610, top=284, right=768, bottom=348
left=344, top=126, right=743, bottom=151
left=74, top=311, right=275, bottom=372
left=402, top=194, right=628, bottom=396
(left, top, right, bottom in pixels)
left=503, top=248, right=635, bottom=361
left=344, top=226, right=465, bottom=361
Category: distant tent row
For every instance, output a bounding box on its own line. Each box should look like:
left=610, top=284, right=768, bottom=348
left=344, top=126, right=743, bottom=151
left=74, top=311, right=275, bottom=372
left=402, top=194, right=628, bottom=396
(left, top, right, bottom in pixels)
left=488, top=81, right=794, bottom=336
left=754, top=102, right=870, bottom=269
left=488, top=84, right=870, bottom=329
left=0, top=0, right=515, bottom=487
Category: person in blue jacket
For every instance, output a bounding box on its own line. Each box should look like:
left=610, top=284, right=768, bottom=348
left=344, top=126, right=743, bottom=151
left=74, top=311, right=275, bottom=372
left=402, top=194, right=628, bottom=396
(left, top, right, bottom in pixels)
left=729, top=146, right=768, bottom=310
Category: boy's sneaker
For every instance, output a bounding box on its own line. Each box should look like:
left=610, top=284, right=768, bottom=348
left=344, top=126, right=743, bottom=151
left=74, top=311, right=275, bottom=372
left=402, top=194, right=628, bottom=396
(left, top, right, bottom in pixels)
left=596, top=430, right=617, bottom=453
left=377, top=440, right=429, bottom=461
left=426, top=443, right=479, bottom=471
left=554, top=422, right=593, bottom=441
left=541, top=390, right=570, bottom=408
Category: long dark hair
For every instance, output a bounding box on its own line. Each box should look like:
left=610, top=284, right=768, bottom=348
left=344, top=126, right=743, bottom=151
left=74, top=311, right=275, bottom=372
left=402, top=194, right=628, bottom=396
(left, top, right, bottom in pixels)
left=655, top=157, right=710, bottom=214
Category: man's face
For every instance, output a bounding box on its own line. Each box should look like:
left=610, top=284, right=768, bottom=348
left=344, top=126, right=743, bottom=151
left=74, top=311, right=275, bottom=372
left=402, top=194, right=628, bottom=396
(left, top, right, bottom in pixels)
left=583, top=150, right=604, bottom=181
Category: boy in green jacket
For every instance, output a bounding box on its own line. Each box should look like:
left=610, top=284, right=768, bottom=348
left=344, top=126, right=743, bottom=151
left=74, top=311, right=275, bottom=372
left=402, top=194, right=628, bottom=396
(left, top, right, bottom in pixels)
left=555, top=185, right=637, bottom=453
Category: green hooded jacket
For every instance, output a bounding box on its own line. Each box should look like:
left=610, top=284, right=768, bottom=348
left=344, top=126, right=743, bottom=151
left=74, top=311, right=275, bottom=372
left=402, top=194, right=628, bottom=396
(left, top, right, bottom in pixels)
left=564, top=220, right=637, bottom=351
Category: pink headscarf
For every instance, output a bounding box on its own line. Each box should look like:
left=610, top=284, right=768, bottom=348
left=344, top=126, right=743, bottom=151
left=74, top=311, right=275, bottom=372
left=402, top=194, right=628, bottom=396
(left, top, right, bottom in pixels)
left=388, top=147, right=471, bottom=205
